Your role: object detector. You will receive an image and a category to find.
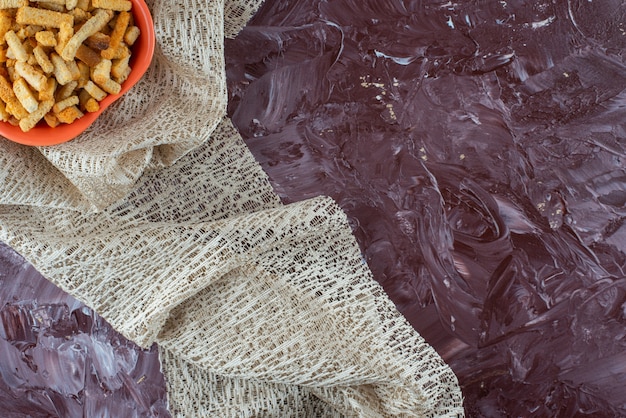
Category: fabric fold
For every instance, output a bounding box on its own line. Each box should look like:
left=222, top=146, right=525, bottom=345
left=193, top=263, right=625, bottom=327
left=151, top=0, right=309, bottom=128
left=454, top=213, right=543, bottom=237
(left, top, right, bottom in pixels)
left=156, top=199, right=463, bottom=416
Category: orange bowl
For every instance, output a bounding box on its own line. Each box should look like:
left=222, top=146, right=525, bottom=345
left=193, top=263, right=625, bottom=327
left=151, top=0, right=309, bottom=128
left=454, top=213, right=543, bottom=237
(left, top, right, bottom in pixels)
left=0, top=0, right=155, bottom=146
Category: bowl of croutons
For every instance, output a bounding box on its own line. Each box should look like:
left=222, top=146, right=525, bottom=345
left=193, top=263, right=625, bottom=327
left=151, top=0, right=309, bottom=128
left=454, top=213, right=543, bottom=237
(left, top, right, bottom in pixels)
left=0, top=0, right=155, bottom=146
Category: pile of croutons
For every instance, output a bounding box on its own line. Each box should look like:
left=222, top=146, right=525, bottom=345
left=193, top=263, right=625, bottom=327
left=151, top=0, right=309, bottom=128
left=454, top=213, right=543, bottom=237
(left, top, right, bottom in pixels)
left=0, top=0, right=140, bottom=131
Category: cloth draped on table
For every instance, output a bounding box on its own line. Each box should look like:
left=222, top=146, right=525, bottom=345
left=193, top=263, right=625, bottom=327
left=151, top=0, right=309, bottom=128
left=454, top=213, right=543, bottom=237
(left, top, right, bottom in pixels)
left=0, top=0, right=463, bottom=416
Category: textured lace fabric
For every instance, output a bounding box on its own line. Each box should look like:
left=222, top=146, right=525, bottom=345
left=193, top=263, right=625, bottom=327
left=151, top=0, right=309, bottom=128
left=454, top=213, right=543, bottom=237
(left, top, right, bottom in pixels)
left=0, top=0, right=463, bottom=416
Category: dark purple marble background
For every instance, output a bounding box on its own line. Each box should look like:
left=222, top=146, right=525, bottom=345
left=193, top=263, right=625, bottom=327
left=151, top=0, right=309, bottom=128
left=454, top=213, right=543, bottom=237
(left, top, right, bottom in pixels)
left=225, top=0, right=626, bottom=416
left=1, top=0, right=625, bottom=416
left=0, top=243, right=170, bottom=417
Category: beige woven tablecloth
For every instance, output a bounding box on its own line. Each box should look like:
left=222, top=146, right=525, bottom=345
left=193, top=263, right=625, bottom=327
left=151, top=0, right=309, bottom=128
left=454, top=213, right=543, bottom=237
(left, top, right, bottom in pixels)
left=0, top=0, right=464, bottom=416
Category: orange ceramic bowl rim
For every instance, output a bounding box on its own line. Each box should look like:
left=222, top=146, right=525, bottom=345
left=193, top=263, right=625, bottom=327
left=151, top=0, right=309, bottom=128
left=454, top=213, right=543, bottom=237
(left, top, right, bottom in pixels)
left=0, top=0, right=156, bottom=147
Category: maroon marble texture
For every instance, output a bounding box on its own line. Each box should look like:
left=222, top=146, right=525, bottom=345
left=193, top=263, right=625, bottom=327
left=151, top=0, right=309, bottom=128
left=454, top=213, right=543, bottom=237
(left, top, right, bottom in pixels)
left=0, top=243, right=170, bottom=418
left=225, top=0, right=626, bottom=416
